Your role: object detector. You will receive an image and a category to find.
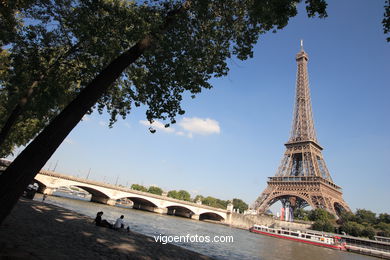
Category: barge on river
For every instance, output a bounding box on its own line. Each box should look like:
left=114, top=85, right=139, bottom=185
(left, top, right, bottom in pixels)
left=249, top=225, right=346, bottom=250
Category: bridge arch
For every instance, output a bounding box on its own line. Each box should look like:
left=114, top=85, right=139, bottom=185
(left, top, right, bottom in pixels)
left=33, top=179, right=47, bottom=193
left=260, top=193, right=315, bottom=213
left=75, top=185, right=110, bottom=204
left=199, top=212, right=225, bottom=221
left=118, top=196, right=158, bottom=212
left=166, top=205, right=195, bottom=218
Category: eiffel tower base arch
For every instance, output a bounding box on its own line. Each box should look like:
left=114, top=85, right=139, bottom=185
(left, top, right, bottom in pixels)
left=255, top=177, right=351, bottom=217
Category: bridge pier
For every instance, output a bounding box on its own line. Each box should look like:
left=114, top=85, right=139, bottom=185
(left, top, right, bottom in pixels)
left=225, top=212, right=232, bottom=224
left=154, top=207, right=168, bottom=214
left=191, top=214, right=200, bottom=220
left=43, top=187, right=55, bottom=195
left=132, top=203, right=156, bottom=212
left=91, top=196, right=114, bottom=205
left=106, top=199, right=116, bottom=206
left=167, top=208, right=194, bottom=218
left=175, top=210, right=192, bottom=218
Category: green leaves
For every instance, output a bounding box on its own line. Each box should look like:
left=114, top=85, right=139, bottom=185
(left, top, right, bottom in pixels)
left=131, top=183, right=148, bottom=192
left=305, top=0, right=328, bottom=18
left=167, top=189, right=191, bottom=201
left=312, top=219, right=335, bottom=232
left=201, top=196, right=229, bottom=209
left=384, top=0, right=390, bottom=42
left=308, top=208, right=335, bottom=221
left=1, top=0, right=331, bottom=156
left=148, top=186, right=163, bottom=195
left=232, top=198, right=249, bottom=213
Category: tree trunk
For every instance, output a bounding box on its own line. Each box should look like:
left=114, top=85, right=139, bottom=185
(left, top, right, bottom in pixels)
left=0, top=2, right=189, bottom=225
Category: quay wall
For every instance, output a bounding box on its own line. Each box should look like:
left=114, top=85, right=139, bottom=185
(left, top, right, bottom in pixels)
left=229, top=213, right=312, bottom=230
left=346, top=245, right=390, bottom=259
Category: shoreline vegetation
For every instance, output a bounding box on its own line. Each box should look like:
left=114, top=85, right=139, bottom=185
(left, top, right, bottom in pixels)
left=0, top=199, right=212, bottom=259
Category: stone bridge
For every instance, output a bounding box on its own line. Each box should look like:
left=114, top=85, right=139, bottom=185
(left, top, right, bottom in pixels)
left=34, top=170, right=231, bottom=222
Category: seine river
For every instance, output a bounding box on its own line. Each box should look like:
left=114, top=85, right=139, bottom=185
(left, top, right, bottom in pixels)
left=35, top=194, right=375, bottom=260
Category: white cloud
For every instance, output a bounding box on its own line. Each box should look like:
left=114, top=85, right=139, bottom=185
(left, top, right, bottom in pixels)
left=139, top=117, right=221, bottom=138
left=176, top=131, right=185, bottom=136
left=139, top=120, right=175, bottom=133
left=179, top=117, right=221, bottom=135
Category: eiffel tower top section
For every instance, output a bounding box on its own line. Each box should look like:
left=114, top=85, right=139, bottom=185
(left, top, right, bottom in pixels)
left=288, top=40, right=320, bottom=148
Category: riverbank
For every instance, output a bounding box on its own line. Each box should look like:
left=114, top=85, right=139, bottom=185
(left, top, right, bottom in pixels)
left=0, top=198, right=212, bottom=259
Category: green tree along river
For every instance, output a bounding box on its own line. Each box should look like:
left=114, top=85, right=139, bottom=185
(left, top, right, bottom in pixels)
left=36, top=194, right=374, bottom=260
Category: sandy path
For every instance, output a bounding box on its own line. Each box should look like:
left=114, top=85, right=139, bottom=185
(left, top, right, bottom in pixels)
left=0, top=199, right=212, bottom=259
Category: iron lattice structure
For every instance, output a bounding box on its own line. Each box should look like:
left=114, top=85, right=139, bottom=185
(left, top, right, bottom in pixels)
left=254, top=44, right=350, bottom=216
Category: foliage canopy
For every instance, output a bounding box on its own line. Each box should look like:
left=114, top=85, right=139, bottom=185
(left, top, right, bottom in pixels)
left=0, top=0, right=330, bottom=156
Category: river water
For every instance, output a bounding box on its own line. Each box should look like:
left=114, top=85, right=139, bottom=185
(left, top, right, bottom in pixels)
left=35, top=194, right=374, bottom=260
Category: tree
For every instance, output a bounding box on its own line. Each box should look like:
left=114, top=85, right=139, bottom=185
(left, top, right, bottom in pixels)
left=294, top=208, right=310, bottom=221
left=0, top=39, right=80, bottom=156
left=384, top=0, right=390, bottom=42
left=148, top=186, right=163, bottom=195
left=0, top=0, right=329, bottom=225
left=130, top=184, right=147, bottom=192
left=361, top=226, right=375, bottom=240
left=1, top=0, right=389, bottom=155
left=376, top=222, right=390, bottom=237
left=0, top=0, right=41, bottom=46
left=338, top=211, right=357, bottom=225
left=378, top=213, right=390, bottom=224
left=177, top=190, right=191, bottom=201
left=341, top=221, right=365, bottom=237
left=202, top=196, right=229, bottom=209
left=168, top=190, right=191, bottom=201
left=0, top=0, right=153, bottom=156
left=312, top=220, right=335, bottom=233
left=167, top=190, right=191, bottom=201
left=337, top=210, right=390, bottom=239
left=193, top=195, right=204, bottom=203
left=167, top=190, right=178, bottom=199
left=355, top=209, right=376, bottom=225
left=232, top=198, right=248, bottom=213
left=308, top=208, right=334, bottom=222
left=202, top=196, right=217, bottom=208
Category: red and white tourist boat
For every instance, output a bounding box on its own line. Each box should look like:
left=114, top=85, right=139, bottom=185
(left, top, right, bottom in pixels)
left=249, top=225, right=347, bottom=250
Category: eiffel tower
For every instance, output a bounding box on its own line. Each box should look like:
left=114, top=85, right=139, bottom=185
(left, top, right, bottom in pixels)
left=254, top=41, right=350, bottom=217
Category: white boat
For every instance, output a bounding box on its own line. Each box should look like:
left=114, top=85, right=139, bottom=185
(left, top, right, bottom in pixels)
left=249, top=225, right=346, bottom=250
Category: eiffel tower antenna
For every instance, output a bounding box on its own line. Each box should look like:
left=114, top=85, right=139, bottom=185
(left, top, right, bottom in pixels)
left=253, top=45, right=350, bottom=217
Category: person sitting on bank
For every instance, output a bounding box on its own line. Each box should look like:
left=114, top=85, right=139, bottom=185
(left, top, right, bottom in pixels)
left=114, top=215, right=125, bottom=230
left=94, top=211, right=113, bottom=228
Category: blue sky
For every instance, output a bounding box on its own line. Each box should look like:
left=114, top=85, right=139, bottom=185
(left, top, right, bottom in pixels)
left=13, top=0, right=389, bottom=213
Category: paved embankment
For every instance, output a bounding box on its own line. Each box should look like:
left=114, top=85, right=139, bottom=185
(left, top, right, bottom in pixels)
left=0, top=199, right=212, bottom=259
left=346, top=245, right=390, bottom=259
